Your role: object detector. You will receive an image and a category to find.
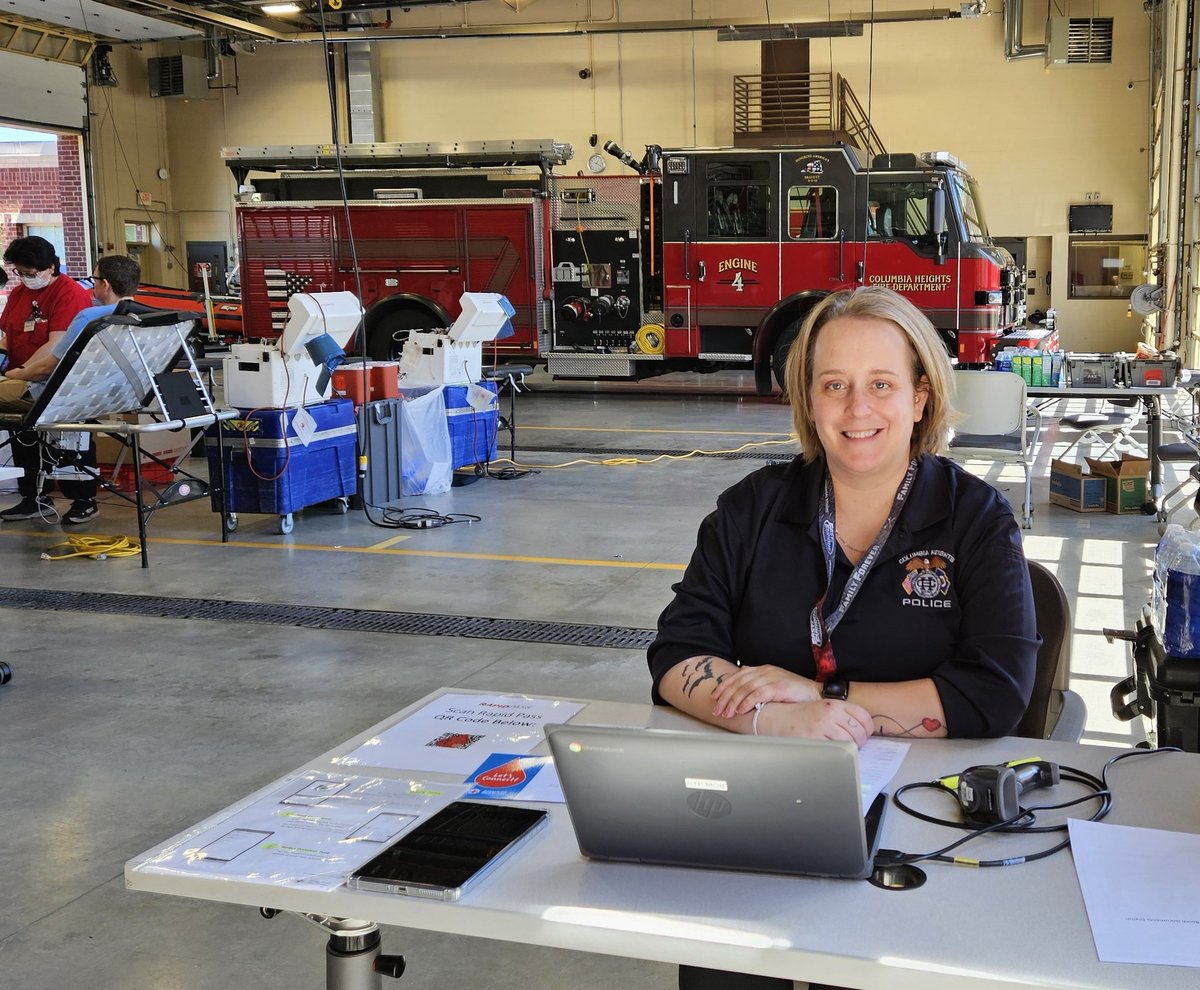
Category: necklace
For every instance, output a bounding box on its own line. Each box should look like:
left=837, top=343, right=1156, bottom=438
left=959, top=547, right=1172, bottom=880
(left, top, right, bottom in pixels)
left=836, top=532, right=869, bottom=554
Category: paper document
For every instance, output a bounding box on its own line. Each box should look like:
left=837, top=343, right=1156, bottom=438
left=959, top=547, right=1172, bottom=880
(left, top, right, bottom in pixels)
left=132, top=772, right=464, bottom=891
left=335, top=693, right=584, bottom=774
left=1068, top=817, right=1200, bottom=967
left=858, top=738, right=910, bottom=814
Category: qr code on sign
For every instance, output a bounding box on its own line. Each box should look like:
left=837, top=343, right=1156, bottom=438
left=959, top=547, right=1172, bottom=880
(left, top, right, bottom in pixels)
left=427, top=732, right=484, bottom=750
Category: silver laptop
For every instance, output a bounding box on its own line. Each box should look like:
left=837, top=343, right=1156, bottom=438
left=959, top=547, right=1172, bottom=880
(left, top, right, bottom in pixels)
left=545, top=723, right=887, bottom=880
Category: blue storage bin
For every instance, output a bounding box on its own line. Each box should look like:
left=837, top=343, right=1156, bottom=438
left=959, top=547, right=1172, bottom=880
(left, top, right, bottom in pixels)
left=1155, top=526, right=1200, bottom=659
left=444, top=382, right=499, bottom=470
left=206, top=398, right=357, bottom=516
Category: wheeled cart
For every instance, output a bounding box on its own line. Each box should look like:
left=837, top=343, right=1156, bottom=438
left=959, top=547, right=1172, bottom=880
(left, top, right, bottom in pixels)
left=206, top=398, right=357, bottom=534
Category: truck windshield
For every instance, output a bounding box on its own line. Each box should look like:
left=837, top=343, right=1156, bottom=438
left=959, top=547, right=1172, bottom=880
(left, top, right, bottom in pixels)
left=953, top=174, right=991, bottom=244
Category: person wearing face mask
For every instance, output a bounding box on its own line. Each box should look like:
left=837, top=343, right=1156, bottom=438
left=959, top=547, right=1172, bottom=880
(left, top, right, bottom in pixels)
left=0, top=236, right=93, bottom=523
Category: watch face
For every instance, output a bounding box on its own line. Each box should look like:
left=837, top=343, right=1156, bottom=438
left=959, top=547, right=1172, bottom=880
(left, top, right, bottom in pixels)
left=587, top=153, right=607, bottom=174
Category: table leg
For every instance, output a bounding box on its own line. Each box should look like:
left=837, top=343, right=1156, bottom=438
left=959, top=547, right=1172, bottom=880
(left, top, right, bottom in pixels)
left=1148, top=395, right=1163, bottom=513
left=506, top=373, right=519, bottom=461
left=323, top=918, right=405, bottom=990
left=132, top=435, right=150, bottom=568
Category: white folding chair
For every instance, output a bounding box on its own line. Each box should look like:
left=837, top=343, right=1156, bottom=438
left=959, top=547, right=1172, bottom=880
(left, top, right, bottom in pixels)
left=948, top=370, right=1040, bottom=529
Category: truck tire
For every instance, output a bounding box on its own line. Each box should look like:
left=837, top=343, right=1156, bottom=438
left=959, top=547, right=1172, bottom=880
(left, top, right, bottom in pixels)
left=362, top=299, right=446, bottom=361
left=772, top=319, right=801, bottom=393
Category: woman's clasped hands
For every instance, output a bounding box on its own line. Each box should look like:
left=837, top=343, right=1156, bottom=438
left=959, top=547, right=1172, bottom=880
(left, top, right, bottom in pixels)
left=712, top=664, right=873, bottom=746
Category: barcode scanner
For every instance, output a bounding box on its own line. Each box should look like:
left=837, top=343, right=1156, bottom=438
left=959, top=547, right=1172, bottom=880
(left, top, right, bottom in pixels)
left=941, top=759, right=1061, bottom=826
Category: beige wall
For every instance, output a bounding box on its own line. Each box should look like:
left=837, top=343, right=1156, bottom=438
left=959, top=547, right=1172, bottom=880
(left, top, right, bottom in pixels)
left=87, top=0, right=1147, bottom=351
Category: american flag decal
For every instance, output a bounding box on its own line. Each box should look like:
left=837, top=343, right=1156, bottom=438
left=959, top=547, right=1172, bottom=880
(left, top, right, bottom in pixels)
left=264, top=268, right=312, bottom=332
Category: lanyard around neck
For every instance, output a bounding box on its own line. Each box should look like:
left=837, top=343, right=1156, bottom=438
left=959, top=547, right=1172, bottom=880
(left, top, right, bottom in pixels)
left=809, top=458, right=919, bottom=679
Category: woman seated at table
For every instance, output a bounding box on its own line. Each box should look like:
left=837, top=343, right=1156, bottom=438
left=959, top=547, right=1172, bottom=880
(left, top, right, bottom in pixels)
left=648, top=286, right=1038, bottom=990
left=649, top=285, right=1038, bottom=747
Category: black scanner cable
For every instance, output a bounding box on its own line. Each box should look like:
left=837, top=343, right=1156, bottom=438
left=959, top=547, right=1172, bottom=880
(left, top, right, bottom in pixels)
left=879, top=747, right=1182, bottom=870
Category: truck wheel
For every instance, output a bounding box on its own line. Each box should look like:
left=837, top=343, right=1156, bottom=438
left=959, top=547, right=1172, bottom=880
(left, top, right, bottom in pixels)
left=772, top=320, right=801, bottom=393
left=363, top=302, right=444, bottom=360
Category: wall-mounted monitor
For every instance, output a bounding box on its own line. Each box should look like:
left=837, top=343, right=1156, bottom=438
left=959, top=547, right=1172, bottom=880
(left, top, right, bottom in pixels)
left=1068, top=204, right=1113, bottom=233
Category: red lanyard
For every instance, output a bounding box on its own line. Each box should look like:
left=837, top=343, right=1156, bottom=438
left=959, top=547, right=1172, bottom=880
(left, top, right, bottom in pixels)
left=809, top=459, right=918, bottom=681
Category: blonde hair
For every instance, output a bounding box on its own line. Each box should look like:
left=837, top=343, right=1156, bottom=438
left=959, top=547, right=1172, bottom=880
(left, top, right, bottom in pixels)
left=785, top=286, right=955, bottom=463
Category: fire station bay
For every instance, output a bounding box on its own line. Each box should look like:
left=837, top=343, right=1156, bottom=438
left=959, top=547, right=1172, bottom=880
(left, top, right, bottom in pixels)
left=4, top=4, right=1200, bottom=990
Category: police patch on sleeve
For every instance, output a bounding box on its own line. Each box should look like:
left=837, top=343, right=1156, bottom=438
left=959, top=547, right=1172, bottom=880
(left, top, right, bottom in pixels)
left=899, top=550, right=954, bottom=608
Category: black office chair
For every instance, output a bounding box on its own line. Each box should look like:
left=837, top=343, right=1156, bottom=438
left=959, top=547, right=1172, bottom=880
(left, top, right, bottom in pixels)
left=1056, top=396, right=1145, bottom=461
left=1157, top=437, right=1200, bottom=530
left=1016, top=561, right=1087, bottom=742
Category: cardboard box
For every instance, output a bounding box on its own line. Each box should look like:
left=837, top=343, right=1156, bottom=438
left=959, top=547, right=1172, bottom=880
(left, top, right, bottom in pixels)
left=1049, top=459, right=1106, bottom=512
left=94, top=415, right=193, bottom=466
left=1085, top=456, right=1151, bottom=514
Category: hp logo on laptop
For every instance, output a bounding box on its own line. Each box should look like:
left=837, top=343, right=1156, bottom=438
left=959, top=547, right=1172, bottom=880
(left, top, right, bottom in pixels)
left=687, top=790, right=732, bottom=819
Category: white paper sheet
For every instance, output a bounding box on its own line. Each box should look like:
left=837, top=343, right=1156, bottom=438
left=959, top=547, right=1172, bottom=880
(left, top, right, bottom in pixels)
left=1068, top=817, right=1200, bottom=967
left=334, top=693, right=585, bottom=774
left=132, top=772, right=465, bottom=891
left=859, top=737, right=910, bottom=814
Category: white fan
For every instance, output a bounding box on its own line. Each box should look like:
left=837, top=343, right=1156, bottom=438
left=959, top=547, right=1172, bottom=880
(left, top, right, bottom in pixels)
left=1131, top=283, right=1166, bottom=316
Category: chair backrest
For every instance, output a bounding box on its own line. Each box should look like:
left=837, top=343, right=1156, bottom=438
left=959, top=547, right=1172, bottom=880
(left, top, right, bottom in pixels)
left=951, top=370, right=1028, bottom=441
left=1015, top=560, right=1072, bottom=739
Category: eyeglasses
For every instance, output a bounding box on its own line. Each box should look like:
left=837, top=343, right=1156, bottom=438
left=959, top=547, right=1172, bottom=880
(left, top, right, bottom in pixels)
left=10, top=266, right=45, bottom=278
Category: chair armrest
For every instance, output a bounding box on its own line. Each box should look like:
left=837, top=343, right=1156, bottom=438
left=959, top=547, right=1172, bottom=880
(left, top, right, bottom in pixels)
left=1048, top=689, right=1087, bottom=743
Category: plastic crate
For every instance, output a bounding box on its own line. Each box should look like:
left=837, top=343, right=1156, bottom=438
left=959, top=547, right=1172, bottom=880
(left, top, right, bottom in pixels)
left=99, top=462, right=176, bottom=493
left=1066, top=354, right=1116, bottom=388
left=205, top=399, right=357, bottom=516
left=1130, top=359, right=1178, bottom=387
left=444, top=382, right=499, bottom=469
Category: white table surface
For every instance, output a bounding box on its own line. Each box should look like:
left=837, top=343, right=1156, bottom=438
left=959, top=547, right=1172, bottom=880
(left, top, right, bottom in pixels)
left=125, top=687, right=1200, bottom=990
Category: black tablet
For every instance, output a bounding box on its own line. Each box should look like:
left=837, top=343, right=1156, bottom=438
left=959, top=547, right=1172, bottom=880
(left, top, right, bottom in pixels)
left=347, top=801, right=548, bottom=901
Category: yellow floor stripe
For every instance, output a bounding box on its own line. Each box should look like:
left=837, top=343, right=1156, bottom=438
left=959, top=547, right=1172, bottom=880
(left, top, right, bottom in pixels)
left=0, top=528, right=684, bottom=571
left=522, top=424, right=793, bottom=438
left=152, top=537, right=686, bottom=569
left=369, top=533, right=413, bottom=549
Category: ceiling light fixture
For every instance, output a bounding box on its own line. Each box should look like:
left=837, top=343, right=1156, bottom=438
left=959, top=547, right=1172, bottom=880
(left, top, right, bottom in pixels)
left=261, top=3, right=302, bottom=14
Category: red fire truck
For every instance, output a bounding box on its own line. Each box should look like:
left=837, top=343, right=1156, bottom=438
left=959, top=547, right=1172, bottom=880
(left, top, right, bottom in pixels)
left=223, top=138, right=1024, bottom=392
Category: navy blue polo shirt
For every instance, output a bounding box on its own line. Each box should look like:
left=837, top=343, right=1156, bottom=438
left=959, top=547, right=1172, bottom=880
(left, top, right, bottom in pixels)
left=647, top=453, right=1038, bottom=737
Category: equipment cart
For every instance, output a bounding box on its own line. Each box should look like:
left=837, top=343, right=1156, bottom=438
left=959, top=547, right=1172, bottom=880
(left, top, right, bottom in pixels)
left=206, top=397, right=357, bottom=534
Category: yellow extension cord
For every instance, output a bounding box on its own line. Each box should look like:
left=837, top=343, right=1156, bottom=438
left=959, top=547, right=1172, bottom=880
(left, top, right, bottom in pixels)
left=490, top=437, right=798, bottom=470
left=41, top=534, right=142, bottom=561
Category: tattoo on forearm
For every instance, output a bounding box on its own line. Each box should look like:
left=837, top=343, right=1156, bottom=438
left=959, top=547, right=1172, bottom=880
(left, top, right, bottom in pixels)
left=871, top=715, right=943, bottom=737
left=680, top=656, right=726, bottom=698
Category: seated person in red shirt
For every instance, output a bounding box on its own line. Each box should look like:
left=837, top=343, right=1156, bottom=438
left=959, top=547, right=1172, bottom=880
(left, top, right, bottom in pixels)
left=0, top=236, right=95, bottom=524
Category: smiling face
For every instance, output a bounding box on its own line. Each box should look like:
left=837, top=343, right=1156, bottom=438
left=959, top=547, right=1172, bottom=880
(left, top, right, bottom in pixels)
left=808, top=315, right=929, bottom=486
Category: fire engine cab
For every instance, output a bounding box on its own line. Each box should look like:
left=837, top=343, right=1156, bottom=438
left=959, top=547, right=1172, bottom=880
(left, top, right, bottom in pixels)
left=224, top=139, right=1024, bottom=394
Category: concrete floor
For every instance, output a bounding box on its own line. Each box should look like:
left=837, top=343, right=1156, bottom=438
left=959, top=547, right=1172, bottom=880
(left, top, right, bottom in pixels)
left=0, top=382, right=1177, bottom=990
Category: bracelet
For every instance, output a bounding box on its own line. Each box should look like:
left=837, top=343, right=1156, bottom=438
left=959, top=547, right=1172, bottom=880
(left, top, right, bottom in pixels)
left=752, top=701, right=768, bottom=736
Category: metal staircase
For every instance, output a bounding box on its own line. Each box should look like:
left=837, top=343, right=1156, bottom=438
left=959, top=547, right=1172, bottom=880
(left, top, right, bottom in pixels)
left=732, top=71, right=886, bottom=156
